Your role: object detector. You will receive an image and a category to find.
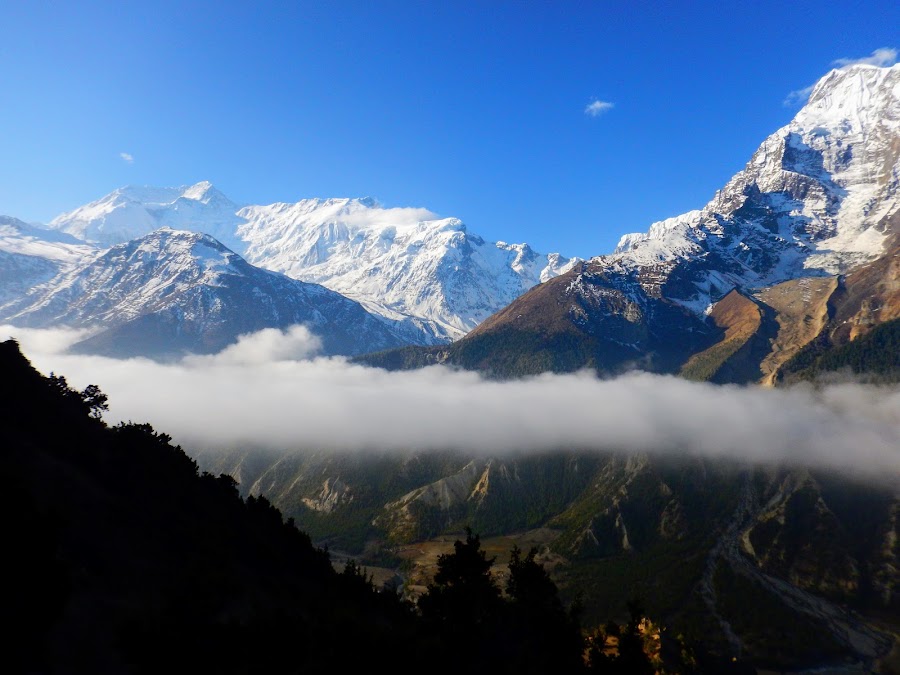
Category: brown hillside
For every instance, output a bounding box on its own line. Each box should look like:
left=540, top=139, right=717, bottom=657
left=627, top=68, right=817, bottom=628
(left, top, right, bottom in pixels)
left=756, top=276, right=839, bottom=386
left=680, top=289, right=774, bottom=383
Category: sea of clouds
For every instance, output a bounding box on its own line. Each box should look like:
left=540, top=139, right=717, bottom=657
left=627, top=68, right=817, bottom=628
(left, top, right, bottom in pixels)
left=5, top=324, right=899, bottom=482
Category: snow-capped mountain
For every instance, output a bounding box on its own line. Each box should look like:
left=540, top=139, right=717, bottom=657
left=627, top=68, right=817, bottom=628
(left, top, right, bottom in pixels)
left=0, top=216, right=96, bottom=305
left=368, top=63, right=900, bottom=379
left=0, top=228, right=407, bottom=359
left=47, top=181, right=246, bottom=252
left=25, top=63, right=898, bottom=363
left=47, top=189, right=576, bottom=343
left=606, top=62, right=899, bottom=314
left=236, top=198, right=577, bottom=341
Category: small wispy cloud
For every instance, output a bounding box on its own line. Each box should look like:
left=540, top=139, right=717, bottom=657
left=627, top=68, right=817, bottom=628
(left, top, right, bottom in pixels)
left=119, top=152, right=134, bottom=164
left=832, top=47, right=898, bottom=68
left=584, top=100, right=614, bottom=117
left=783, top=84, right=815, bottom=107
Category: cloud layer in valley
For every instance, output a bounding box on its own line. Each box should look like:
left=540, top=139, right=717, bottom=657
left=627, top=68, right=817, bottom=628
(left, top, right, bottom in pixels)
left=5, top=324, right=900, bottom=481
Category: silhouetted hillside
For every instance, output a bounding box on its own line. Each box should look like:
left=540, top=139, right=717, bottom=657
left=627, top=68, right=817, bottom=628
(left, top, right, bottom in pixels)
left=4, top=340, right=844, bottom=674
left=1, top=339, right=421, bottom=674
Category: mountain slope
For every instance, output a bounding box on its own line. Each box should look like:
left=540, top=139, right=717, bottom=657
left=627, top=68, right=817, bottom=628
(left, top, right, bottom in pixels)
left=0, top=339, right=439, bottom=674
left=201, top=445, right=899, bottom=671
left=612, top=63, right=899, bottom=302
left=0, top=216, right=95, bottom=304
left=46, top=189, right=576, bottom=344
left=0, top=229, right=407, bottom=358
left=236, top=197, right=577, bottom=342
left=364, top=63, right=900, bottom=378
left=358, top=264, right=720, bottom=377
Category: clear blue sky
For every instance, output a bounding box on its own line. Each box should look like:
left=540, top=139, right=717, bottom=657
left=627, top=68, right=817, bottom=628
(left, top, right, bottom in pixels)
left=1, top=0, right=898, bottom=258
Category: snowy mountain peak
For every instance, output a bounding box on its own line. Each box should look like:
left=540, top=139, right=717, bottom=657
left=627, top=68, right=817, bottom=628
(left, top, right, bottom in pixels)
left=805, top=62, right=900, bottom=112
left=236, top=197, right=575, bottom=340
left=123, top=227, right=236, bottom=272
left=35, top=183, right=574, bottom=343
left=588, top=62, right=900, bottom=316
left=48, top=182, right=244, bottom=250
left=180, top=180, right=222, bottom=202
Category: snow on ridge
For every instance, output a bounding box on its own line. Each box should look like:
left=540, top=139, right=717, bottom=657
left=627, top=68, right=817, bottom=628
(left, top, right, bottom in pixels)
left=237, top=197, right=440, bottom=238
left=42, top=189, right=573, bottom=344
left=180, top=180, right=222, bottom=202
left=0, top=215, right=96, bottom=264
left=47, top=181, right=245, bottom=250
left=585, top=63, right=900, bottom=318
left=614, top=232, right=648, bottom=254
left=235, top=197, right=575, bottom=341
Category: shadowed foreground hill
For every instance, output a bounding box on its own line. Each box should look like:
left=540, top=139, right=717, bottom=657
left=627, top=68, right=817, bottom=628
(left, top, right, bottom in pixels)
left=0, top=340, right=661, bottom=675
left=0, top=338, right=424, bottom=674
left=3, top=339, right=768, bottom=674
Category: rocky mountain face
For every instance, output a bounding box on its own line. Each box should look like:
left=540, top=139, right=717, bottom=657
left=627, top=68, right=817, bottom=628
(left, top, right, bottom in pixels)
left=0, top=228, right=407, bottom=358
left=612, top=63, right=899, bottom=303
left=41, top=189, right=575, bottom=345
left=365, top=64, right=900, bottom=381
left=199, top=445, right=898, bottom=671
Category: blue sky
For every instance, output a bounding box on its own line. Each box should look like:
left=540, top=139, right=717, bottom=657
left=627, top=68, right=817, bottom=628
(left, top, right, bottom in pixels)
left=1, top=1, right=898, bottom=258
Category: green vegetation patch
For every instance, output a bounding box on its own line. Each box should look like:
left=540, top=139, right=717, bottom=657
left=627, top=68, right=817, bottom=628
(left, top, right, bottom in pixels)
left=781, top=317, right=900, bottom=383
left=713, top=560, right=849, bottom=670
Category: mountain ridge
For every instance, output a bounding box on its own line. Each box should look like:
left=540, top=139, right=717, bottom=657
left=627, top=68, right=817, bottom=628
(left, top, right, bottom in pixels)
left=0, top=228, right=408, bottom=359
left=42, top=189, right=577, bottom=344
left=361, top=63, right=900, bottom=380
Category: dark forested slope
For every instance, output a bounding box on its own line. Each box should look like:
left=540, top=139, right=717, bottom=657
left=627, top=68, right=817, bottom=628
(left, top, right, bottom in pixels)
left=0, top=339, right=423, bottom=674
left=3, top=339, right=668, bottom=675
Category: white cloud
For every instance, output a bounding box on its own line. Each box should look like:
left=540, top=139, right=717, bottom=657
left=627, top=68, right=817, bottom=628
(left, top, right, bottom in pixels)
left=1, top=325, right=97, bottom=356
left=832, top=47, right=898, bottom=68
left=6, top=325, right=900, bottom=482
left=585, top=100, right=614, bottom=117
left=341, top=205, right=438, bottom=229
left=119, top=152, right=134, bottom=164
left=783, top=84, right=815, bottom=107
left=184, top=325, right=322, bottom=366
